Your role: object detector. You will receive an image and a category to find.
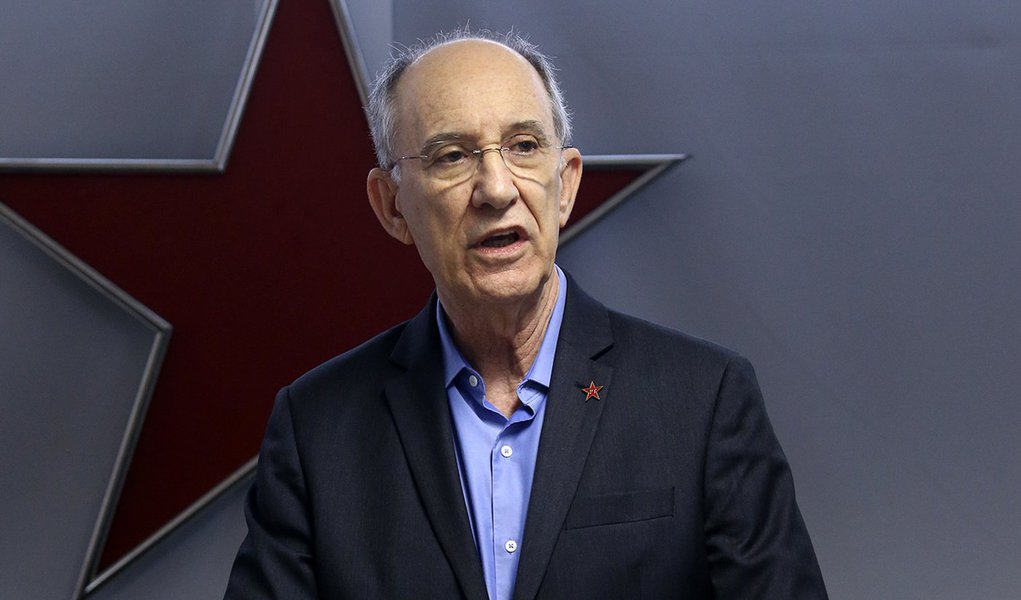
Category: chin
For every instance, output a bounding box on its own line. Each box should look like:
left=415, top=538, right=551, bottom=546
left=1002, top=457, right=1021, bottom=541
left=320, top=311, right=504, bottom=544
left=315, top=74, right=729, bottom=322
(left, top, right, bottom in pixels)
left=466, top=266, right=551, bottom=304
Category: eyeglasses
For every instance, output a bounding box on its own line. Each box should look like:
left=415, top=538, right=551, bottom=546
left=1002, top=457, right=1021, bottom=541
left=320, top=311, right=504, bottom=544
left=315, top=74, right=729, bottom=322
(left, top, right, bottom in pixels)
left=390, top=133, right=570, bottom=183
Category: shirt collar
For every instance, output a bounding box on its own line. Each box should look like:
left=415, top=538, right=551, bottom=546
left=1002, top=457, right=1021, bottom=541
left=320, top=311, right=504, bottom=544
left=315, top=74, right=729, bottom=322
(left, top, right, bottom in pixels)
left=436, top=264, right=568, bottom=390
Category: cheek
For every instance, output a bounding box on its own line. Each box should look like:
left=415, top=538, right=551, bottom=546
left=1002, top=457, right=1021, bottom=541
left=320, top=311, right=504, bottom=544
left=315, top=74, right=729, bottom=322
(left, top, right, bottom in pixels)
left=398, top=194, right=436, bottom=237
left=404, top=206, right=460, bottom=262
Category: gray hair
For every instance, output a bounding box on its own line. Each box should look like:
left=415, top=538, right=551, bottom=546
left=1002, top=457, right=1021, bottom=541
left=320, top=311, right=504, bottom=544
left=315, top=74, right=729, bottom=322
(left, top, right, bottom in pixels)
left=365, top=29, right=573, bottom=176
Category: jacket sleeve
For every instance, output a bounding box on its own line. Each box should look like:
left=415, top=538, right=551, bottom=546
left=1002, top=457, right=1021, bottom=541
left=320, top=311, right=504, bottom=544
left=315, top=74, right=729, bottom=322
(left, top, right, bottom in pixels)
left=224, top=387, right=319, bottom=599
left=702, top=356, right=828, bottom=599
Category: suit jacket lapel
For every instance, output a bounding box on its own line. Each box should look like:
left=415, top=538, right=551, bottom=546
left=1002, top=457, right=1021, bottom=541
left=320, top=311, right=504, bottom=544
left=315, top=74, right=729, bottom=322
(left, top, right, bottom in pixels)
left=513, top=278, right=615, bottom=600
left=384, top=298, right=489, bottom=600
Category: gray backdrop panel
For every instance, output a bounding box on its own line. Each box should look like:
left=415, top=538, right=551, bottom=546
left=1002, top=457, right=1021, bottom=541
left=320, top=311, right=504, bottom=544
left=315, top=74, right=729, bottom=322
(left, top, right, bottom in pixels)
left=0, top=211, right=166, bottom=599
left=0, top=0, right=264, bottom=160
left=87, top=477, right=250, bottom=600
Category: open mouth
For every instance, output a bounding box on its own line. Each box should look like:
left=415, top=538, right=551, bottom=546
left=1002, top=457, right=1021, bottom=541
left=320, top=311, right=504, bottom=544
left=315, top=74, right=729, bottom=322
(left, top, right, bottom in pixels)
left=478, top=231, right=521, bottom=248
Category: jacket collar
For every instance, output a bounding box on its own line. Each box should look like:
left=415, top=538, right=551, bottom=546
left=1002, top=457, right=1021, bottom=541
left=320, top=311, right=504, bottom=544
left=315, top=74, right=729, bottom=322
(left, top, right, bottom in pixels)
left=513, top=275, right=614, bottom=600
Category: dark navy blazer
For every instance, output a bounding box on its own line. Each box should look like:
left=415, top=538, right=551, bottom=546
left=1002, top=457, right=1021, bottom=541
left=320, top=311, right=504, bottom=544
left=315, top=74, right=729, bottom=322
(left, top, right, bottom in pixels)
left=225, top=276, right=828, bottom=599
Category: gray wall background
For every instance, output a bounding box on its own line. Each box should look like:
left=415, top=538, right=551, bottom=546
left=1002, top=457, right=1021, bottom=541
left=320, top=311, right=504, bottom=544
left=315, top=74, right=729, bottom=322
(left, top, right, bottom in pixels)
left=2, top=0, right=1019, bottom=598
left=0, top=211, right=168, bottom=600
left=0, top=0, right=264, bottom=160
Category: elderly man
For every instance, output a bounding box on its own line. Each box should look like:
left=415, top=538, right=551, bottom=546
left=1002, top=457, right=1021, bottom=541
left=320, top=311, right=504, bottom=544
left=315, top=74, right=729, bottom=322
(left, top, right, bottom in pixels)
left=225, top=30, right=827, bottom=599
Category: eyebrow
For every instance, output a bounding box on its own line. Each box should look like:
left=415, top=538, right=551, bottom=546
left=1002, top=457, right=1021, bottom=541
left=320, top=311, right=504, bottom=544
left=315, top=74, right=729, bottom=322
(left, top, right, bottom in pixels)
left=419, top=132, right=466, bottom=152
left=417, top=121, right=552, bottom=153
left=507, top=120, right=551, bottom=142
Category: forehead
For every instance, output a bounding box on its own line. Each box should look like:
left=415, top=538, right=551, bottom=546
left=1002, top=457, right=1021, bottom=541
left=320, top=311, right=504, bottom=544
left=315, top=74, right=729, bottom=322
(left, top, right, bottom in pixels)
left=394, top=40, right=554, bottom=144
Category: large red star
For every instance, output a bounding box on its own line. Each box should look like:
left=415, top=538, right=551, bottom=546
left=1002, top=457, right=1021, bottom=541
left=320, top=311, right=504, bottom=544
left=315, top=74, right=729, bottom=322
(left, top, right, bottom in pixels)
left=0, top=0, right=674, bottom=578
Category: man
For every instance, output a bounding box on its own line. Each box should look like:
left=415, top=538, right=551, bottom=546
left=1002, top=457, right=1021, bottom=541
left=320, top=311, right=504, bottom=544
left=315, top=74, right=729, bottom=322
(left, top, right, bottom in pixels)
left=225, top=30, right=827, bottom=599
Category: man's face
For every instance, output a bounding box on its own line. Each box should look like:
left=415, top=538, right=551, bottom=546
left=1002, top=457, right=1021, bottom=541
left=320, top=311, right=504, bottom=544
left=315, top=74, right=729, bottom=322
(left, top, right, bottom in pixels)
left=369, top=40, right=582, bottom=310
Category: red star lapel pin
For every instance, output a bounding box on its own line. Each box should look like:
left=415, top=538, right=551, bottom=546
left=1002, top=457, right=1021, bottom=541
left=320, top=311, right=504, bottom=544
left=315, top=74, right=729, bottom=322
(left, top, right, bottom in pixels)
left=581, top=381, right=604, bottom=401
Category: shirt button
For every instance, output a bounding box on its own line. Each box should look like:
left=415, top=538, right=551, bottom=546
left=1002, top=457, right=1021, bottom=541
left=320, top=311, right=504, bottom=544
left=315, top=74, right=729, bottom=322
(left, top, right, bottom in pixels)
left=468, top=374, right=479, bottom=387
left=504, top=539, right=518, bottom=553
left=500, top=445, right=513, bottom=458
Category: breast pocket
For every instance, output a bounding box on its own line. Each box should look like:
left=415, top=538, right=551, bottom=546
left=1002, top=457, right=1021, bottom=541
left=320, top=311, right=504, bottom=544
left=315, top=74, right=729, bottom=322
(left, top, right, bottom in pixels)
left=564, top=487, right=675, bottom=530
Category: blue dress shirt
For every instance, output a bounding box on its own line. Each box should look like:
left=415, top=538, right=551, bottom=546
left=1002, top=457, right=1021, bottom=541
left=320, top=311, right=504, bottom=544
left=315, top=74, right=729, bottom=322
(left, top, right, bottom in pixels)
left=436, top=265, right=567, bottom=600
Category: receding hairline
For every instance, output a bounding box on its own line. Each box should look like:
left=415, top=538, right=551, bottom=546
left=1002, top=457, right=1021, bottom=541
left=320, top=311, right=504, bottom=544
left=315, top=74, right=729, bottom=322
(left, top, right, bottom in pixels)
left=409, top=37, right=533, bottom=67
left=397, top=38, right=549, bottom=101
left=391, top=39, right=555, bottom=141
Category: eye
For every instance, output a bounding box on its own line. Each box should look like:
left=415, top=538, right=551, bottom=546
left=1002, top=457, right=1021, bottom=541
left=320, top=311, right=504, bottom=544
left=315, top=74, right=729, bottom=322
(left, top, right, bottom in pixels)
left=506, top=135, right=541, bottom=156
left=429, top=145, right=470, bottom=166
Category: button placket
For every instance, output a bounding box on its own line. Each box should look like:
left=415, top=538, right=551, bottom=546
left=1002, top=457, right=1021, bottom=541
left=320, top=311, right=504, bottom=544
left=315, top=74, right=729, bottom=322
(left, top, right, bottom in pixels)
left=491, top=427, right=521, bottom=592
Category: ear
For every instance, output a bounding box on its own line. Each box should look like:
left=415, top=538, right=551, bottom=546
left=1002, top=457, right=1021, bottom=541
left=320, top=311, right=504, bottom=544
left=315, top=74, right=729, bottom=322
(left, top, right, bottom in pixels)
left=557, top=147, right=583, bottom=228
left=367, top=168, right=414, bottom=245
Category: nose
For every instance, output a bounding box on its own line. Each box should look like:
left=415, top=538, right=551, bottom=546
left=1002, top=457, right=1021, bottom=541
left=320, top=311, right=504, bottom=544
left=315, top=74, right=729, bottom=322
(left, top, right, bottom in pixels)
left=470, top=147, right=517, bottom=210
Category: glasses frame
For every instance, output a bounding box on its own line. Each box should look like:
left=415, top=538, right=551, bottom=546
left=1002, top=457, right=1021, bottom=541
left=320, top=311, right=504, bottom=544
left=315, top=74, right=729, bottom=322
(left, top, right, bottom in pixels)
left=388, top=135, right=573, bottom=182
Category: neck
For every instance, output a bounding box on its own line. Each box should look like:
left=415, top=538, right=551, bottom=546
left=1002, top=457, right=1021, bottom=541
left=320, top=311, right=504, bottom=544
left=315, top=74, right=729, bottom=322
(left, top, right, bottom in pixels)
left=440, top=272, right=560, bottom=416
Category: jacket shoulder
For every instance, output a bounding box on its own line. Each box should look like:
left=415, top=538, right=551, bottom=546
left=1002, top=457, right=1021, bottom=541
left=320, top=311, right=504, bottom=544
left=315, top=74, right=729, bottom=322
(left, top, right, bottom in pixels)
left=285, top=320, right=408, bottom=404
left=605, top=308, right=741, bottom=368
